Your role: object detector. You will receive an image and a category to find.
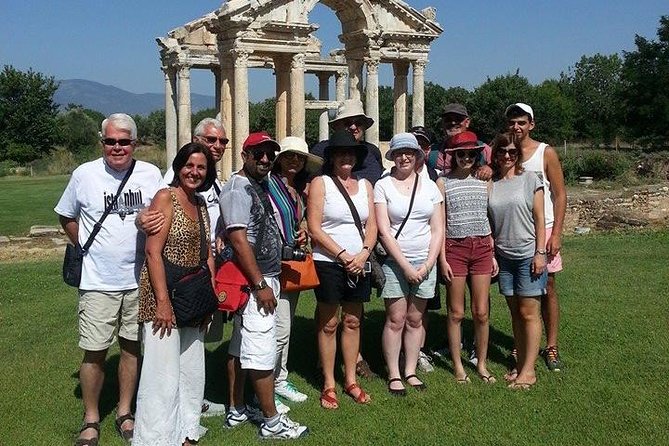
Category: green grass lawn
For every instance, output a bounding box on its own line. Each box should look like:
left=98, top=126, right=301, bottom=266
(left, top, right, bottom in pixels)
left=0, top=175, right=69, bottom=236
left=1, top=231, right=667, bottom=445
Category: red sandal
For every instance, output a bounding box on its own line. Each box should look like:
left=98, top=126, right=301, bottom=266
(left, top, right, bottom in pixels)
left=320, top=387, right=339, bottom=409
left=344, top=382, right=371, bottom=404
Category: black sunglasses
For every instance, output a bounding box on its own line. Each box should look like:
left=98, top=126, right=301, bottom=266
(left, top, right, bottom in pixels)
left=250, top=147, right=276, bottom=162
left=201, top=135, right=229, bottom=146
left=101, top=138, right=134, bottom=147
left=496, top=148, right=519, bottom=157
left=342, top=118, right=366, bottom=128
left=455, top=149, right=479, bottom=159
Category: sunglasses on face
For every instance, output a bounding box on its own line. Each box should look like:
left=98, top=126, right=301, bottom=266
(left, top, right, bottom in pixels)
left=342, top=119, right=365, bottom=128
left=455, top=149, right=479, bottom=159
left=201, top=135, right=229, bottom=146
left=102, top=138, right=134, bottom=147
left=496, top=148, right=519, bottom=158
left=250, top=147, right=276, bottom=162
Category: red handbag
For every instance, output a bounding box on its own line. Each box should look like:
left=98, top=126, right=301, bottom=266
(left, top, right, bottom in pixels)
left=214, top=260, right=251, bottom=313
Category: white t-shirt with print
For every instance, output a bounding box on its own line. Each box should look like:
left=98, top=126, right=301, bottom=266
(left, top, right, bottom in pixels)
left=374, top=174, right=443, bottom=262
left=164, top=167, right=222, bottom=245
left=55, top=158, right=165, bottom=291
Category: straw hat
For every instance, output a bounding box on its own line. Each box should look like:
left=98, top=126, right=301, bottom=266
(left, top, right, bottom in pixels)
left=329, top=99, right=374, bottom=129
left=277, top=136, right=323, bottom=175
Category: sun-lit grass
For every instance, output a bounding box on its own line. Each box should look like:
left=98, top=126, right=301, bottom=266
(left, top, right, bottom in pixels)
left=1, top=231, right=668, bottom=445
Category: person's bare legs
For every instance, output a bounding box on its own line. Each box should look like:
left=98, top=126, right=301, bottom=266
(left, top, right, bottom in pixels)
left=515, top=296, right=542, bottom=385
left=227, top=355, right=246, bottom=410
left=504, top=296, right=520, bottom=381
left=341, top=302, right=369, bottom=401
left=249, top=369, right=277, bottom=418
left=382, top=297, right=406, bottom=390
left=543, top=274, right=560, bottom=347
left=446, top=277, right=467, bottom=380
left=116, top=338, right=139, bottom=431
left=469, top=275, right=493, bottom=380
left=317, top=302, right=339, bottom=401
left=78, top=349, right=107, bottom=442
left=403, top=297, right=427, bottom=386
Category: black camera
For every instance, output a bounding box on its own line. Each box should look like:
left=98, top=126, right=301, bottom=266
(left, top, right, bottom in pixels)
left=282, top=244, right=307, bottom=261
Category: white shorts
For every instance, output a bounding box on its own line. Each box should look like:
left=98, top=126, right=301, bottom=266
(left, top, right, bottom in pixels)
left=228, top=276, right=279, bottom=371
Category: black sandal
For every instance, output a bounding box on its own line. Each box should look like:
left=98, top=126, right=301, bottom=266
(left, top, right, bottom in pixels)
left=74, top=421, right=100, bottom=446
left=387, top=377, right=406, bottom=397
left=404, top=374, right=427, bottom=391
left=115, top=413, right=135, bottom=442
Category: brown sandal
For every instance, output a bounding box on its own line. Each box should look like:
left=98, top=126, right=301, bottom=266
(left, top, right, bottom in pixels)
left=320, top=387, right=339, bottom=409
left=74, top=421, right=100, bottom=446
left=115, top=413, right=134, bottom=442
left=344, top=382, right=371, bottom=404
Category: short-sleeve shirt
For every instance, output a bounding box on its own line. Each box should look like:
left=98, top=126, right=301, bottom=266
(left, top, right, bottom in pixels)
left=374, top=174, right=443, bottom=262
left=218, top=173, right=282, bottom=276
left=488, top=171, right=544, bottom=259
left=54, top=158, right=165, bottom=290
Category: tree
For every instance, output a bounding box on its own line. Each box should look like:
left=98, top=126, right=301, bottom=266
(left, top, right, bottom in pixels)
left=57, top=106, right=99, bottom=153
left=560, top=53, right=623, bottom=145
left=531, top=79, right=575, bottom=145
left=619, top=15, right=669, bottom=145
left=468, top=74, right=533, bottom=142
left=146, top=109, right=166, bottom=145
left=0, top=65, right=59, bottom=162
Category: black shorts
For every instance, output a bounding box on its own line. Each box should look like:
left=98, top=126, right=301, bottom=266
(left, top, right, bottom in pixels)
left=314, top=261, right=371, bottom=304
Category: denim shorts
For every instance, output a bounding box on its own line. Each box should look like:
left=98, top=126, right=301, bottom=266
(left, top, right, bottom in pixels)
left=496, top=255, right=547, bottom=297
left=380, top=258, right=437, bottom=299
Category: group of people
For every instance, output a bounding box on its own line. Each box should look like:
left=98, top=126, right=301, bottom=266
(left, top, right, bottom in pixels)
left=57, top=98, right=566, bottom=446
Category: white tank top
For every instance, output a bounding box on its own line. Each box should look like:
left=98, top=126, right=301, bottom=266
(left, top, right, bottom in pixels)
left=522, top=143, right=554, bottom=228
left=313, top=176, right=369, bottom=262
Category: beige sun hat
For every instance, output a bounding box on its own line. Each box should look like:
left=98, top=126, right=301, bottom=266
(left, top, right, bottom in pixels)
left=329, top=99, right=374, bottom=129
left=277, top=136, right=323, bottom=175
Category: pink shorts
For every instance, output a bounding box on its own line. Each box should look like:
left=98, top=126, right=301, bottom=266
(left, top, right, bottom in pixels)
left=445, top=235, right=494, bottom=277
left=545, top=227, right=563, bottom=273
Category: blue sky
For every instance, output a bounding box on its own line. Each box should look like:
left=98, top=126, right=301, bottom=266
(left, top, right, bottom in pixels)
left=1, top=1, right=666, bottom=101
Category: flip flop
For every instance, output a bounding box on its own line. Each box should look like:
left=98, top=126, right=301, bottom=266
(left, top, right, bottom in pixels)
left=455, top=374, right=471, bottom=384
left=320, top=387, right=339, bottom=409
left=114, top=413, right=134, bottom=443
left=344, top=382, right=371, bottom=404
left=404, top=374, right=427, bottom=391
left=480, top=374, right=497, bottom=384
left=74, top=421, right=100, bottom=446
left=387, top=378, right=406, bottom=397
left=508, top=381, right=534, bottom=390
left=504, top=369, right=518, bottom=382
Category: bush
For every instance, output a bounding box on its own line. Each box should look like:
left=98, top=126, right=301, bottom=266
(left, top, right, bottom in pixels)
left=561, top=149, right=634, bottom=183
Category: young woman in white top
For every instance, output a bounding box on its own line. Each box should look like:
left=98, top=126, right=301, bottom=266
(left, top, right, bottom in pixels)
left=307, top=129, right=377, bottom=409
left=374, top=133, right=444, bottom=396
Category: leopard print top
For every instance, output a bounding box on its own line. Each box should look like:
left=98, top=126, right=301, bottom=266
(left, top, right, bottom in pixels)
left=138, top=189, right=210, bottom=323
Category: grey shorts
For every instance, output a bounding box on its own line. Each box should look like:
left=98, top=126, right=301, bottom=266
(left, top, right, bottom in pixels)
left=78, top=288, right=139, bottom=351
left=380, top=258, right=437, bottom=299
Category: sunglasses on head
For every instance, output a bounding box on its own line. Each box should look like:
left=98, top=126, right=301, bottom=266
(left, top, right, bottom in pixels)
left=249, top=147, right=276, bottom=161
left=455, top=149, right=479, bottom=159
left=102, top=138, right=134, bottom=147
left=201, top=135, right=229, bottom=146
left=496, top=148, right=519, bottom=157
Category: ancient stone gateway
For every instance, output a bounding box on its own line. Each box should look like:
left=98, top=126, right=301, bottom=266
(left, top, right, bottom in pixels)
left=158, top=0, right=442, bottom=179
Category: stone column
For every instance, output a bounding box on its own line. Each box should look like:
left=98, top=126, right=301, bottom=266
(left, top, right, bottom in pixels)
left=393, top=61, right=409, bottom=134
left=220, top=61, right=234, bottom=180
left=213, top=68, right=221, bottom=113
left=232, top=49, right=250, bottom=171
left=289, top=53, right=306, bottom=139
left=163, top=67, right=178, bottom=167
left=317, top=72, right=330, bottom=142
left=348, top=59, right=363, bottom=101
left=177, top=65, right=192, bottom=148
left=364, top=57, right=380, bottom=146
left=274, top=56, right=290, bottom=141
left=335, top=69, right=347, bottom=102
left=412, top=60, right=427, bottom=127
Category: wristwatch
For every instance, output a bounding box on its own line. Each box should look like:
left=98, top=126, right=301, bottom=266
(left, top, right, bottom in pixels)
left=253, top=279, right=269, bottom=291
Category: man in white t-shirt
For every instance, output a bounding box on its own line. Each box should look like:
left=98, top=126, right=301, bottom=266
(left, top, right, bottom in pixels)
left=55, top=113, right=164, bottom=445
left=506, top=102, right=567, bottom=372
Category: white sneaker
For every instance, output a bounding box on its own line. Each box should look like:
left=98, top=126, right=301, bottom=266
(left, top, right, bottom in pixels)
left=275, top=381, right=308, bottom=402
left=259, top=414, right=309, bottom=440
left=417, top=351, right=435, bottom=373
left=468, top=348, right=479, bottom=367
left=251, top=395, right=291, bottom=415
left=224, top=405, right=261, bottom=429
left=201, top=398, right=226, bottom=418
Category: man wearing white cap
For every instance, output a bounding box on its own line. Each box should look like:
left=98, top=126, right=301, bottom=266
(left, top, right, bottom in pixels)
left=506, top=103, right=567, bottom=372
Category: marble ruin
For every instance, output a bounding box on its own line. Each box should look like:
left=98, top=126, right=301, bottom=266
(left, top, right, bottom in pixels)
left=158, top=0, right=442, bottom=178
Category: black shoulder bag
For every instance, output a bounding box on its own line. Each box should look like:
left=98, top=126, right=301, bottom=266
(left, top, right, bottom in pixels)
left=162, top=197, right=219, bottom=327
left=62, top=160, right=136, bottom=287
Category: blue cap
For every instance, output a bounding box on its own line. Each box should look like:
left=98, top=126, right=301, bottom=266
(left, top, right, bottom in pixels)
left=386, top=133, right=422, bottom=161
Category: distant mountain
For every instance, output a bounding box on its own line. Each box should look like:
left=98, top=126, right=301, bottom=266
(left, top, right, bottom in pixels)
left=54, top=79, right=215, bottom=116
